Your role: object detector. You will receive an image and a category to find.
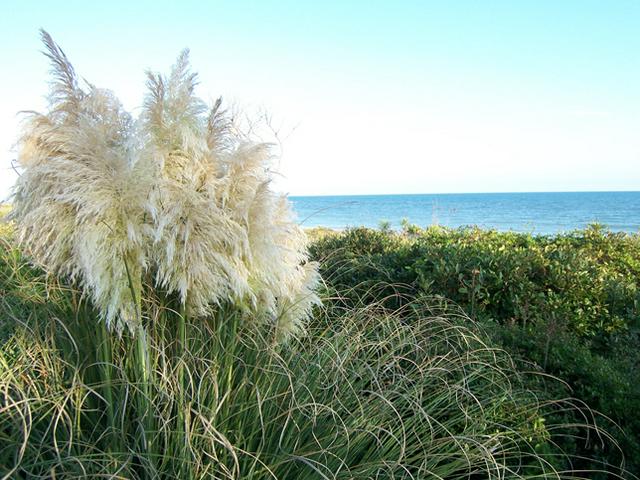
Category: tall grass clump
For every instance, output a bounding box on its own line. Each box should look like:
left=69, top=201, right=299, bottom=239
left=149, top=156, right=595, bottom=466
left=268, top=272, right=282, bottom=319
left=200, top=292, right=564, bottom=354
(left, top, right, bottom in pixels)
left=0, top=32, right=632, bottom=479
left=11, top=30, right=319, bottom=340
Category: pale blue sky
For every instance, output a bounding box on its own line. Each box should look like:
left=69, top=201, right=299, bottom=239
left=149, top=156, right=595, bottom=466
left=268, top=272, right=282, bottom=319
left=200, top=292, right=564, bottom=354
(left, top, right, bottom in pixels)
left=1, top=0, right=639, bottom=198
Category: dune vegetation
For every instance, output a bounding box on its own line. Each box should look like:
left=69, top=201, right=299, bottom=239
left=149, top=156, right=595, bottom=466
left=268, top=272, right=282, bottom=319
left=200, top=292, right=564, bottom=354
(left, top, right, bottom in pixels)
left=309, top=224, right=640, bottom=477
left=0, top=31, right=635, bottom=479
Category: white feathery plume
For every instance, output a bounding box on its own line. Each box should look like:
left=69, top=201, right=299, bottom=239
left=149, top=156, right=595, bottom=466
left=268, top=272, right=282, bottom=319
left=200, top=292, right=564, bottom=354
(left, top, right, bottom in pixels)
left=219, top=143, right=320, bottom=338
left=12, top=31, right=321, bottom=339
left=275, top=261, right=322, bottom=341
left=142, top=51, right=252, bottom=317
left=12, top=30, right=152, bottom=333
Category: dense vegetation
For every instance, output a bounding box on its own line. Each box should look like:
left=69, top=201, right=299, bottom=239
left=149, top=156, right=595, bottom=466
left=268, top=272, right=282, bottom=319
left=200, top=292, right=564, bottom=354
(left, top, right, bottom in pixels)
left=4, top=219, right=626, bottom=478
left=309, top=224, right=640, bottom=476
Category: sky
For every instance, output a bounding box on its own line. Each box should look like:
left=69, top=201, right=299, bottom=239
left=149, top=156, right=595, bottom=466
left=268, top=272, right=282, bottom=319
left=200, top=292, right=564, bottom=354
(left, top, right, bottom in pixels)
left=1, top=0, right=639, bottom=198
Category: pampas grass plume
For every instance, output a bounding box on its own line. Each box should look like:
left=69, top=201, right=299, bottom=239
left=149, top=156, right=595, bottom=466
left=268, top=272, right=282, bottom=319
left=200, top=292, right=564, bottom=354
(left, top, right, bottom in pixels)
left=11, top=30, right=320, bottom=338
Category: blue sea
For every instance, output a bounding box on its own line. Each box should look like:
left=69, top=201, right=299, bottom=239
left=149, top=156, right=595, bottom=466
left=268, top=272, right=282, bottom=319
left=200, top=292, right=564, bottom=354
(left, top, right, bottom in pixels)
left=289, top=191, right=640, bottom=235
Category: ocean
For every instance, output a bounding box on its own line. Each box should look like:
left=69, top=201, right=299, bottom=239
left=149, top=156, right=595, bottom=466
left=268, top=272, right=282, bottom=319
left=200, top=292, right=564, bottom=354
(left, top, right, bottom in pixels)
left=289, top=191, right=640, bottom=234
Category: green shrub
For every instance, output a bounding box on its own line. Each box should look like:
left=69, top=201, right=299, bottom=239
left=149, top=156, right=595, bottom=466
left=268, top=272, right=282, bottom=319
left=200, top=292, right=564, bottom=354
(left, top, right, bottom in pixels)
left=311, top=224, right=640, bottom=340
left=310, top=225, right=640, bottom=475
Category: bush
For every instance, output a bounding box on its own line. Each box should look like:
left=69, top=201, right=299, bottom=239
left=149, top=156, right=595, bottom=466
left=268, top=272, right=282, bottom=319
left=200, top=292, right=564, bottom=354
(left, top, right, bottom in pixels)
left=312, top=225, right=640, bottom=338
left=310, top=225, right=640, bottom=476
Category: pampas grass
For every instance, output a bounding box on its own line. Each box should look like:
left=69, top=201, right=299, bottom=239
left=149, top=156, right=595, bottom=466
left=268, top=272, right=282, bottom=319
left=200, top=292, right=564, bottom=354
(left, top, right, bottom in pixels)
left=10, top=30, right=319, bottom=338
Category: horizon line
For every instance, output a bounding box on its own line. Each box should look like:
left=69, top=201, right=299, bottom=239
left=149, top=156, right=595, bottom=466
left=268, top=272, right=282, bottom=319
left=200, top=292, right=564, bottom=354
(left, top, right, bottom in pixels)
left=288, top=189, right=640, bottom=198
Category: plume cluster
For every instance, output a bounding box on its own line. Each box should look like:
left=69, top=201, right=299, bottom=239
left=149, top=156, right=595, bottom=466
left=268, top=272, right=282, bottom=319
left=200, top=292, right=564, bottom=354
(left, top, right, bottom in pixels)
left=11, top=30, right=320, bottom=338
